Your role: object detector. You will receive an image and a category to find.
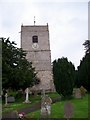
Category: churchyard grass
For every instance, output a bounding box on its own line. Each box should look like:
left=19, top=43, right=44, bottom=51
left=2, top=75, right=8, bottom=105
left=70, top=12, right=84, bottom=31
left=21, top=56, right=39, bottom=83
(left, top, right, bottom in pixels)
left=2, top=101, right=40, bottom=114
left=2, top=102, right=34, bottom=114
left=2, top=92, right=59, bottom=114
left=26, top=93, right=89, bottom=118
left=2, top=92, right=89, bottom=118
left=2, top=94, right=41, bottom=114
left=46, top=92, right=60, bottom=98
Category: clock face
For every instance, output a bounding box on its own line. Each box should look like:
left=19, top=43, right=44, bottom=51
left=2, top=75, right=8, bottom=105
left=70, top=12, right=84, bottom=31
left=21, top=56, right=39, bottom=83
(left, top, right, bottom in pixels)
left=32, top=43, right=39, bottom=49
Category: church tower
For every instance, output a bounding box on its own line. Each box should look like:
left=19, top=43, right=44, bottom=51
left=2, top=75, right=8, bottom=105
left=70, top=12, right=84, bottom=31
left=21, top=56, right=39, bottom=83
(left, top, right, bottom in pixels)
left=21, top=23, right=54, bottom=92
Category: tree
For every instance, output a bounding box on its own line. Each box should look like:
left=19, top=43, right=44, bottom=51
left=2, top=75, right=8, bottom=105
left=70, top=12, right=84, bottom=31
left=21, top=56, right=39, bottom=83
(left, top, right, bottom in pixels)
left=2, top=37, right=40, bottom=91
left=76, top=40, right=90, bottom=91
left=77, top=53, right=90, bottom=91
left=53, top=57, right=75, bottom=98
left=0, top=40, right=2, bottom=94
left=83, top=40, right=90, bottom=54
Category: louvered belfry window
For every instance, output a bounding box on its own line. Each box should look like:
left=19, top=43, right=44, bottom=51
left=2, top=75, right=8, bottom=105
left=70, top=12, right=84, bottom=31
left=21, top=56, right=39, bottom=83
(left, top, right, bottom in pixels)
left=32, top=36, right=38, bottom=43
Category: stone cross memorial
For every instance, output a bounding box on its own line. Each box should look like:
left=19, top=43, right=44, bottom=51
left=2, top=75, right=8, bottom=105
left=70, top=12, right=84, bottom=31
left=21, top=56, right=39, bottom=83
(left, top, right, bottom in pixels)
left=41, top=89, right=45, bottom=97
left=24, top=88, right=31, bottom=103
left=5, top=93, right=8, bottom=105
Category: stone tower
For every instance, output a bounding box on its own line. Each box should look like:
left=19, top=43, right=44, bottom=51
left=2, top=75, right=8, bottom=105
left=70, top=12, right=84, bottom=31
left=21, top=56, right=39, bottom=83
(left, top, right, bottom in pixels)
left=21, top=24, right=54, bottom=92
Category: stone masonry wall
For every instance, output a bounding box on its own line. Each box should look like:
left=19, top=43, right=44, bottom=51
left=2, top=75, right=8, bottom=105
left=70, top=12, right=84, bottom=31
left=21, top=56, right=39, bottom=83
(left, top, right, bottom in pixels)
left=21, top=25, right=55, bottom=92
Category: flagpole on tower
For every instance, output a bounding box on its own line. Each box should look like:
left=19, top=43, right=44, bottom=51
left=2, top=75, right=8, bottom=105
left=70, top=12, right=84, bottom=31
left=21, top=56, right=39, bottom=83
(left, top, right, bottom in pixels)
left=34, top=16, right=36, bottom=25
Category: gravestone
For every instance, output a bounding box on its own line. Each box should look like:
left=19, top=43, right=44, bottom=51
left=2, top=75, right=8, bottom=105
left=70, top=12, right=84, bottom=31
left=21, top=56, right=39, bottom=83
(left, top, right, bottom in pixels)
left=80, top=86, right=87, bottom=96
left=64, top=101, right=74, bottom=119
left=45, top=95, right=52, bottom=115
left=24, top=88, right=31, bottom=103
left=10, top=110, right=19, bottom=118
left=41, top=90, right=52, bottom=118
left=7, top=96, right=15, bottom=103
left=0, top=109, right=1, bottom=120
left=41, top=89, right=45, bottom=97
left=5, top=93, right=8, bottom=105
left=74, top=88, right=81, bottom=99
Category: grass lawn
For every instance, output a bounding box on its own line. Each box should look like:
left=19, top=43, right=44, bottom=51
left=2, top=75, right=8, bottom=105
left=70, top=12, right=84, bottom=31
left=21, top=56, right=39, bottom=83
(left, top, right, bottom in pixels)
left=2, top=92, right=60, bottom=114
left=2, top=95, right=40, bottom=114
left=26, top=93, right=89, bottom=118
left=2, top=92, right=89, bottom=118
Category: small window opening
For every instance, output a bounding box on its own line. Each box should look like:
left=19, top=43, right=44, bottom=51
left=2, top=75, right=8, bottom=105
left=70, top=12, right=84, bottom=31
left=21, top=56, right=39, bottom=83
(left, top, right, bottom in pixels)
left=32, top=36, right=38, bottom=43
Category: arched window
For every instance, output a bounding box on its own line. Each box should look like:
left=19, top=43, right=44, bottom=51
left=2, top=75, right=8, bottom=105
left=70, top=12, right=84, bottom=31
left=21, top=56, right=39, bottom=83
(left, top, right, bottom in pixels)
left=32, top=36, right=38, bottom=43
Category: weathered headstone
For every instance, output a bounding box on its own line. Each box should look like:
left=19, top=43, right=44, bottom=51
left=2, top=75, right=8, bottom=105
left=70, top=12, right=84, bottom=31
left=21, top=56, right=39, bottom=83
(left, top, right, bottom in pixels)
left=5, top=93, right=8, bottom=105
left=80, top=86, right=87, bottom=96
left=41, top=89, right=47, bottom=117
left=41, top=90, right=52, bottom=118
left=75, top=88, right=81, bottom=99
left=24, top=88, right=31, bottom=103
left=10, top=110, right=19, bottom=118
left=45, top=95, right=52, bottom=115
left=7, top=96, right=15, bottom=103
left=64, top=101, right=74, bottom=119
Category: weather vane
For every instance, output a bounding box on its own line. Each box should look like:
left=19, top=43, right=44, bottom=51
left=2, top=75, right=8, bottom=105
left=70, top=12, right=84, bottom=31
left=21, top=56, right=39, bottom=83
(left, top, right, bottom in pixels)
left=34, top=16, right=36, bottom=25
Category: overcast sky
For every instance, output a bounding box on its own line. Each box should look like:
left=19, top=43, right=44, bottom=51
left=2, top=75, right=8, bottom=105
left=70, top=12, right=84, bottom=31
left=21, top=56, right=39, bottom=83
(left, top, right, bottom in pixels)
left=0, top=0, right=89, bottom=69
